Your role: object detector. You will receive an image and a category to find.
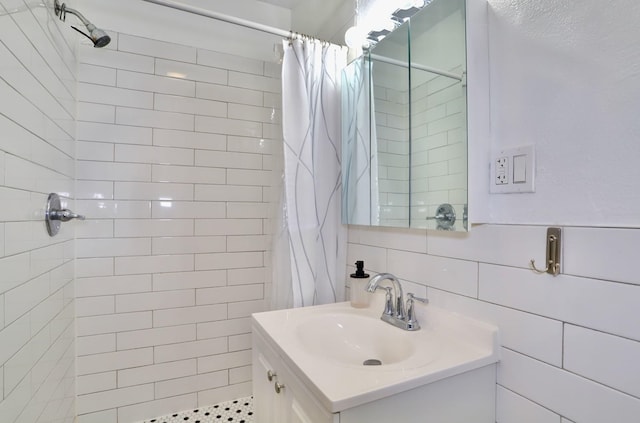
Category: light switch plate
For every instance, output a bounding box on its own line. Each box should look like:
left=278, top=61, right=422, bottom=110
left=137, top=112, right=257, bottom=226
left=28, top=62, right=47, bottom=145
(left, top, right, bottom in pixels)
left=490, top=145, right=535, bottom=194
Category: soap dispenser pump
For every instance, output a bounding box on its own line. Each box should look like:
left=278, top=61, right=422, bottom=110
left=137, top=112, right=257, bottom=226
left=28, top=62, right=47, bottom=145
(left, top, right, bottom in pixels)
left=350, top=260, right=370, bottom=308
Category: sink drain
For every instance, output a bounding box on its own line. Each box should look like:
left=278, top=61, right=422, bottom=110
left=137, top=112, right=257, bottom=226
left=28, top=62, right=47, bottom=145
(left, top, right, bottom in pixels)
left=363, top=359, right=382, bottom=366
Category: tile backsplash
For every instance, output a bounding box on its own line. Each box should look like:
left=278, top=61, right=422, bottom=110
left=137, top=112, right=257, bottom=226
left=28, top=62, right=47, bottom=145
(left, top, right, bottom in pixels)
left=347, top=224, right=640, bottom=422
left=74, top=32, right=278, bottom=423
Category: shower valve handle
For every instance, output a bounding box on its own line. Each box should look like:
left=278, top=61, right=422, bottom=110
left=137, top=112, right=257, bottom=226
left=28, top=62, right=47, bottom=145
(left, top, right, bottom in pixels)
left=49, top=209, right=86, bottom=222
left=45, top=193, right=86, bottom=237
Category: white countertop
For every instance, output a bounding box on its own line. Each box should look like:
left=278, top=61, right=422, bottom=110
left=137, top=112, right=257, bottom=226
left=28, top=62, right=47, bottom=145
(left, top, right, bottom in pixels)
left=252, top=298, right=499, bottom=413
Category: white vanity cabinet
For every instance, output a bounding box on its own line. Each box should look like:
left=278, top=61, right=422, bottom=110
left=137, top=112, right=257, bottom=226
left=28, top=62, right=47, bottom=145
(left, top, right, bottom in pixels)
left=253, top=330, right=337, bottom=423
left=253, top=322, right=496, bottom=423
left=252, top=301, right=500, bottom=423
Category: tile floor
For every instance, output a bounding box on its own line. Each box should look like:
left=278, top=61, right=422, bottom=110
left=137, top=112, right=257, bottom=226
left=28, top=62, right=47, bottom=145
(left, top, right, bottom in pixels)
left=138, top=396, right=254, bottom=423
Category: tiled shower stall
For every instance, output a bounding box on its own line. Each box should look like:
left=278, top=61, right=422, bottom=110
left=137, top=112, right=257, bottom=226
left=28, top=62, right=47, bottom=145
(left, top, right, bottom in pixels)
left=0, top=4, right=280, bottom=421
left=0, top=4, right=77, bottom=423
left=74, top=32, right=280, bottom=422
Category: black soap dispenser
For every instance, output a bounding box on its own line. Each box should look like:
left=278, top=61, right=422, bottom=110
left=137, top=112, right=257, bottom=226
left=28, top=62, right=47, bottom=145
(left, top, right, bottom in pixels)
left=350, top=260, right=370, bottom=308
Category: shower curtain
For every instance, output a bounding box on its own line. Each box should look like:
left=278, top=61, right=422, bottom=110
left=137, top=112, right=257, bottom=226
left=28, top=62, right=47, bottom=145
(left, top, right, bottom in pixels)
left=273, top=38, right=348, bottom=308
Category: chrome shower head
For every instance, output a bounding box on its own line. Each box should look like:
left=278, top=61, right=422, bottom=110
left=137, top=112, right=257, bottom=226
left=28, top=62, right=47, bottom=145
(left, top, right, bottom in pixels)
left=84, top=24, right=111, bottom=48
left=54, top=0, right=111, bottom=48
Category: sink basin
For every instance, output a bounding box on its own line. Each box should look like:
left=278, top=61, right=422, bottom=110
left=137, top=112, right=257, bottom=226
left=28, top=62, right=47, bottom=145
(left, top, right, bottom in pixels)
left=296, top=312, right=418, bottom=366
left=252, top=298, right=499, bottom=413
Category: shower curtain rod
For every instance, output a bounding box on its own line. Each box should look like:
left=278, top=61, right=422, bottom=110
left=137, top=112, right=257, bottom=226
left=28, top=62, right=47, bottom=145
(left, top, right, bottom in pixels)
left=369, top=53, right=464, bottom=82
left=141, top=0, right=294, bottom=39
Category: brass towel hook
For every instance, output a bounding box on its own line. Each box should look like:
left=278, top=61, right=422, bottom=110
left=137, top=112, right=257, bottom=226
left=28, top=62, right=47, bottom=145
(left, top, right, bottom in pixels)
left=530, top=227, right=561, bottom=276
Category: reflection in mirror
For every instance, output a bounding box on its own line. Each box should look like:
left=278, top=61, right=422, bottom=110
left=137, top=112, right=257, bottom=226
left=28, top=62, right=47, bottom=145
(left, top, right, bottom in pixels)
left=342, top=54, right=376, bottom=225
left=342, top=0, right=468, bottom=231
left=410, top=0, right=467, bottom=230
left=371, top=23, right=410, bottom=227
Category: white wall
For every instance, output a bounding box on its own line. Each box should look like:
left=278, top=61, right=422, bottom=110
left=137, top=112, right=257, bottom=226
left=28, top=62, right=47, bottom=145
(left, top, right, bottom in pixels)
left=0, top=2, right=77, bottom=422
left=348, top=0, right=640, bottom=421
left=290, top=0, right=353, bottom=44
left=74, top=31, right=279, bottom=423
left=485, top=0, right=640, bottom=226
left=82, top=0, right=291, bottom=62
left=347, top=224, right=640, bottom=422
left=353, top=0, right=640, bottom=227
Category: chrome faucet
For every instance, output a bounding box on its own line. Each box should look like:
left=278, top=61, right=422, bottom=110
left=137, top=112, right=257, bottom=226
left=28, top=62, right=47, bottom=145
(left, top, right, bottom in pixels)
left=366, top=273, right=406, bottom=319
left=366, top=273, right=428, bottom=331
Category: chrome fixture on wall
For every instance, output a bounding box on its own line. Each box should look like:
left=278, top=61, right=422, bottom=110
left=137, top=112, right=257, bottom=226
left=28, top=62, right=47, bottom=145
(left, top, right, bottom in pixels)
left=45, top=193, right=85, bottom=237
left=426, top=203, right=457, bottom=231
left=54, top=0, right=111, bottom=48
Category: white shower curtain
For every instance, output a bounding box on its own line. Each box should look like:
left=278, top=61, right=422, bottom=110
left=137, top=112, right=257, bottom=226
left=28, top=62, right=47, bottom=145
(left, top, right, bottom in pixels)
left=274, top=38, right=348, bottom=308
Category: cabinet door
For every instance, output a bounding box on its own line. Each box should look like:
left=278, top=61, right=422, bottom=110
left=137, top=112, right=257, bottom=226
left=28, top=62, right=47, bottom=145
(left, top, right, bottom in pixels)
left=280, top=364, right=336, bottom=423
left=253, top=350, right=278, bottom=423
left=289, top=399, right=316, bottom=423
left=253, top=329, right=338, bottom=423
left=253, top=334, right=285, bottom=423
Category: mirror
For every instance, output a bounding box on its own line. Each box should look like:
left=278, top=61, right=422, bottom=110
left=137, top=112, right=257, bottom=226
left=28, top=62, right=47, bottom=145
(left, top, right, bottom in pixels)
left=371, top=22, right=411, bottom=228
left=342, top=0, right=468, bottom=231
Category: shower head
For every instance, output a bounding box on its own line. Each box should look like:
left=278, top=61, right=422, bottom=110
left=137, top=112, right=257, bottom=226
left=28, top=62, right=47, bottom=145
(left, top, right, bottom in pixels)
left=82, top=24, right=111, bottom=48
left=54, top=0, right=111, bottom=48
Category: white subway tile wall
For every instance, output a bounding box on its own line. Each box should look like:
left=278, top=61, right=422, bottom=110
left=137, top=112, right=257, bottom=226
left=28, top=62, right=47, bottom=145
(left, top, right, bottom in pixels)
left=75, top=32, right=276, bottom=422
left=410, top=69, right=467, bottom=227
left=347, top=224, right=640, bottom=422
left=373, top=82, right=410, bottom=227
left=371, top=66, right=465, bottom=228
left=0, top=4, right=77, bottom=423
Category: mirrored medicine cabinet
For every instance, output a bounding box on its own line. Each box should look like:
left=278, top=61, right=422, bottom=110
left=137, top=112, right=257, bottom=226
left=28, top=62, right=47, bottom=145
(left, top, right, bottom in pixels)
left=342, top=0, right=470, bottom=231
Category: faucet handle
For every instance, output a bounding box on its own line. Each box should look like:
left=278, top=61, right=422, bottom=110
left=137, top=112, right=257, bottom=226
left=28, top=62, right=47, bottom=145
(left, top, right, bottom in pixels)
left=381, top=287, right=394, bottom=316
left=406, top=293, right=428, bottom=328
left=407, top=293, right=428, bottom=304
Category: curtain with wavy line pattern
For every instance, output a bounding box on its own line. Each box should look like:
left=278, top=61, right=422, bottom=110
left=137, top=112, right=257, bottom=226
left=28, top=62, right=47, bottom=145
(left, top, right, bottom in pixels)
left=274, top=38, right=348, bottom=308
left=342, top=56, right=379, bottom=226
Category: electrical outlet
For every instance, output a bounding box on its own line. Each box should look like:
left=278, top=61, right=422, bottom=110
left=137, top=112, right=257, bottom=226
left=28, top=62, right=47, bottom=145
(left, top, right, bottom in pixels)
left=495, top=157, right=508, bottom=185
left=490, top=145, right=536, bottom=194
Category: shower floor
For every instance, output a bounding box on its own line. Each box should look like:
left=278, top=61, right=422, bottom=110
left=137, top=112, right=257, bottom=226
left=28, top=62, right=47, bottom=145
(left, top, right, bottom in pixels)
left=138, top=396, right=254, bottom=423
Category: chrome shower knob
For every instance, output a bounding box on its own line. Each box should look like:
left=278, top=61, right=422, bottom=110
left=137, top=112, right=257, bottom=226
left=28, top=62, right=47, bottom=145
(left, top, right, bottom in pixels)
left=48, top=208, right=85, bottom=222
left=45, top=193, right=85, bottom=236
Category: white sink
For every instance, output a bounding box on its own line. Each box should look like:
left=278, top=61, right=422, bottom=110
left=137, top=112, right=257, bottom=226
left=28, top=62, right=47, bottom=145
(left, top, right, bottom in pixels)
left=296, top=311, right=415, bottom=366
left=295, top=309, right=439, bottom=368
left=252, top=295, right=499, bottom=413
